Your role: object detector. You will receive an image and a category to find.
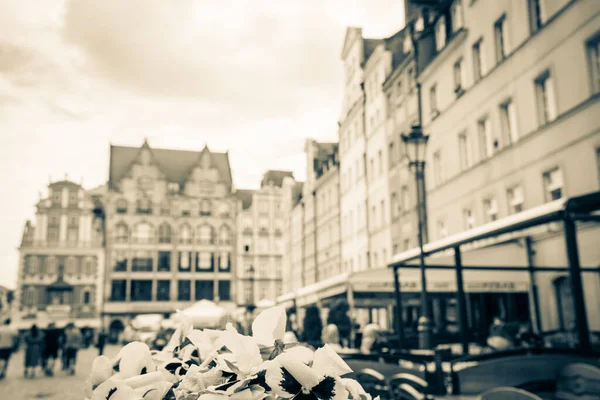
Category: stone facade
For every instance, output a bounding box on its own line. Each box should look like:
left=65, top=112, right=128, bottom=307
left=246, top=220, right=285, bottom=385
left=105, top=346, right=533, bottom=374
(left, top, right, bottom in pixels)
left=103, top=141, right=237, bottom=333
left=14, top=179, right=104, bottom=329
left=235, top=171, right=291, bottom=306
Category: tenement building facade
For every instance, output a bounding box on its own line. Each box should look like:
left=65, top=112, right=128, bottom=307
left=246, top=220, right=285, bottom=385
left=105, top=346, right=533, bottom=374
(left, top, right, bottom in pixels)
left=280, top=140, right=341, bottom=318
left=235, top=170, right=291, bottom=307
left=14, top=179, right=104, bottom=331
left=407, top=0, right=600, bottom=339
left=103, top=141, right=237, bottom=336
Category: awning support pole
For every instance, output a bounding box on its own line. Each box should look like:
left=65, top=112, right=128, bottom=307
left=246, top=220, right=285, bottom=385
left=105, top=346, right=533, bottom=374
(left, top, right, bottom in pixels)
left=525, top=237, right=542, bottom=334
left=454, top=246, right=469, bottom=355
left=393, top=265, right=405, bottom=351
left=563, top=214, right=591, bottom=351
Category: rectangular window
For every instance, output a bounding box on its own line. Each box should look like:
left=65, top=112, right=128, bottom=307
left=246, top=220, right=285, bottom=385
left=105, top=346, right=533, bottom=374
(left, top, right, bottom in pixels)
left=113, top=252, right=128, bottom=272
left=478, top=117, right=494, bottom=159
left=369, top=158, right=374, bottom=181
left=378, top=150, right=383, bottom=176
left=245, top=283, right=253, bottom=304
left=401, top=185, right=410, bottom=211
left=437, top=219, right=448, bottom=239
left=132, top=251, right=153, bottom=272
left=389, top=142, right=395, bottom=169
left=587, top=35, right=600, bottom=94
left=195, top=280, right=214, bottom=301
left=178, top=251, right=192, bottom=272
left=435, top=17, right=447, bottom=51
left=458, top=132, right=472, bottom=171
left=196, top=252, right=212, bottom=272
left=130, top=280, right=152, bottom=301
left=218, top=252, right=231, bottom=272
left=430, top=84, right=438, bottom=116
left=110, top=280, right=126, bottom=301
left=507, top=185, right=525, bottom=214
left=158, top=251, right=171, bottom=272
left=500, top=99, right=519, bottom=145
left=463, top=208, right=476, bottom=230
left=403, top=238, right=411, bottom=251
left=535, top=71, right=557, bottom=125
left=433, top=150, right=443, bottom=186
left=391, top=192, right=399, bottom=219
left=178, top=280, right=191, bottom=301
left=218, top=281, right=231, bottom=301
left=494, top=15, right=508, bottom=62
left=453, top=58, right=466, bottom=94
left=529, top=0, right=547, bottom=32
left=380, top=199, right=385, bottom=226
left=483, top=198, right=499, bottom=222
left=543, top=167, right=564, bottom=201
left=157, top=280, right=170, bottom=301
left=472, top=38, right=485, bottom=82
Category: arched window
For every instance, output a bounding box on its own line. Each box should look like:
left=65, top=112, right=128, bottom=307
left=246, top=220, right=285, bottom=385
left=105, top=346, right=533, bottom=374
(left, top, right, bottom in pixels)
left=66, top=257, right=77, bottom=276
left=115, top=223, right=129, bottom=244
left=198, top=225, right=215, bottom=245
left=136, top=196, right=153, bottom=214
left=158, top=223, right=172, bottom=244
left=82, top=290, right=92, bottom=305
left=553, top=276, right=575, bottom=331
left=46, top=257, right=56, bottom=276
left=116, top=199, right=128, bottom=214
left=132, top=222, right=154, bottom=244
left=219, top=225, right=232, bottom=245
left=27, top=256, right=38, bottom=276
left=84, top=258, right=94, bottom=276
left=200, top=200, right=212, bottom=216
left=179, top=224, right=192, bottom=244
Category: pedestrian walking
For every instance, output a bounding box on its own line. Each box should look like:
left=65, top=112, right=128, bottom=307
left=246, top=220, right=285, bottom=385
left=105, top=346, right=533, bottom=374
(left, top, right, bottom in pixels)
left=96, top=329, right=107, bottom=356
left=24, top=324, right=45, bottom=379
left=42, top=323, right=61, bottom=376
left=0, top=319, right=17, bottom=379
left=63, top=323, right=82, bottom=375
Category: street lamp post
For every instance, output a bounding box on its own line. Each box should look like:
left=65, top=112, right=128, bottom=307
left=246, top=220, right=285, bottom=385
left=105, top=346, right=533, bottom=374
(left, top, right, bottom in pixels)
left=401, top=126, right=432, bottom=349
left=246, top=266, right=256, bottom=335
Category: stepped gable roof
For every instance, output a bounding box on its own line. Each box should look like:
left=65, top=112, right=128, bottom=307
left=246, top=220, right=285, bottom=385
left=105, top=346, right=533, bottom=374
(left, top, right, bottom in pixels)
left=235, top=189, right=255, bottom=210
left=261, top=170, right=294, bottom=188
left=109, top=142, right=232, bottom=189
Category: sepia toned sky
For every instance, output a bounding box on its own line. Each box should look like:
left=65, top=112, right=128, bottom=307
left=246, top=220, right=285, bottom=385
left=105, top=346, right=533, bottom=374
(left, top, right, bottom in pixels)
left=0, top=0, right=405, bottom=288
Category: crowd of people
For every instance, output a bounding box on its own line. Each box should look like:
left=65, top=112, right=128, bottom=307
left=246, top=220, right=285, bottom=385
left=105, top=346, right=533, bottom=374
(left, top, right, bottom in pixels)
left=0, top=319, right=108, bottom=379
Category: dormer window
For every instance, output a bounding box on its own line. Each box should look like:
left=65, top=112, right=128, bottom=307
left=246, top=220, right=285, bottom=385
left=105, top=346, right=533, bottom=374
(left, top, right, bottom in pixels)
left=167, top=182, right=180, bottom=195
left=403, top=34, right=412, bottom=53
left=415, top=16, right=424, bottom=32
left=138, top=177, right=153, bottom=193
left=452, top=0, right=464, bottom=32
left=436, top=17, right=447, bottom=51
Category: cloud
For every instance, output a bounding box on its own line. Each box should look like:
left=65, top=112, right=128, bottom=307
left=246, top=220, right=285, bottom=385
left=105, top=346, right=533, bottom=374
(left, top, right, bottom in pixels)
left=61, top=0, right=346, bottom=116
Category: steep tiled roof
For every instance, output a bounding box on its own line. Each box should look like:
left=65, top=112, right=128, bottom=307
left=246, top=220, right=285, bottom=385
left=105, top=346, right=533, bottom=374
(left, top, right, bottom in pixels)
left=235, top=189, right=255, bottom=210
left=363, top=38, right=384, bottom=65
left=385, top=27, right=411, bottom=69
left=109, top=144, right=232, bottom=189
left=261, top=170, right=294, bottom=188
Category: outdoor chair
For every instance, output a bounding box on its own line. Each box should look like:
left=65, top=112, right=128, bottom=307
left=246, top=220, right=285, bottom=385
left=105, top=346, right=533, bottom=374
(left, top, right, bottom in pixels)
left=355, top=368, right=391, bottom=400
left=556, top=362, right=600, bottom=400
left=388, top=373, right=431, bottom=400
left=478, top=387, right=543, bottom=400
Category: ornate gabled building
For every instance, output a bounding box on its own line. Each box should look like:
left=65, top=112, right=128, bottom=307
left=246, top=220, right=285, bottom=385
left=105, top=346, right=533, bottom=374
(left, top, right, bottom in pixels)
left=235, top=170, right=292, bottom=307
left=14, top=179, right=104, bottom=331
left=103, top=141, right=237, bottom=338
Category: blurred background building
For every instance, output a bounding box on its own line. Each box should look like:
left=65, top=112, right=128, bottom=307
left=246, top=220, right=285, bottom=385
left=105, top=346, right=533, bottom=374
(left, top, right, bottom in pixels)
left=13, top=179, right=104, bottom=334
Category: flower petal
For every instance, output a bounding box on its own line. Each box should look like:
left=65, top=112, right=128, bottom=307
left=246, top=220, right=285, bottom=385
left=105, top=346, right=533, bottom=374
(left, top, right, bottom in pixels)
left=311, top=377, right=348, bottom=400
left=312, top=345, right=352, bottom=377
left=90, top=355, right=113, bottom=386
left=219, top=328, right=262, bottom=375
left=340, top=378, right=371, bottom=400
left=117, top=342, right=156, bottom=378
left=252, top=306, right=287, bottom=346
left=278, top=357, right=323, bottom=392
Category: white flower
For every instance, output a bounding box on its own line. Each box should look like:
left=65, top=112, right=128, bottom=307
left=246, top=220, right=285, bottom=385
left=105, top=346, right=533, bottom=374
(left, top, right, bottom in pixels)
left=252, top=306, right=287, bottom=347
left=90, top=355, right=113, bottom=386
left=112, top=341, right=156, bottom=378
left=219, top=324, right=263, bottom=376
left=92, top=379, right=143, bottom=400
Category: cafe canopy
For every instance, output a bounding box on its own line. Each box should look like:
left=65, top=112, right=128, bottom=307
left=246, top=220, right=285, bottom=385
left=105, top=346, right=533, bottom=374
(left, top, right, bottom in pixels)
left=388, top=190, right=600, bottom=353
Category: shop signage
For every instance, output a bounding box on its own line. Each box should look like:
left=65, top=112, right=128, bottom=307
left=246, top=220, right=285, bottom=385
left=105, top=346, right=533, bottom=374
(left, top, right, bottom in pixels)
left=465, top=281, right=528, bottom=293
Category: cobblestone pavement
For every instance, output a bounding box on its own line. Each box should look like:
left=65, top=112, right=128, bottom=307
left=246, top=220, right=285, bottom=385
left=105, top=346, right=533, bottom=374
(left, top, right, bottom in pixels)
left=0, top=345, right=120, bottom=400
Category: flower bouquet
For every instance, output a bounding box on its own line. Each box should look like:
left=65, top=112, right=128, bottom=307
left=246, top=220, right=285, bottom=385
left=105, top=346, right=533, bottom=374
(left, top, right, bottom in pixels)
left=84, top=307, right=377, bottom=400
